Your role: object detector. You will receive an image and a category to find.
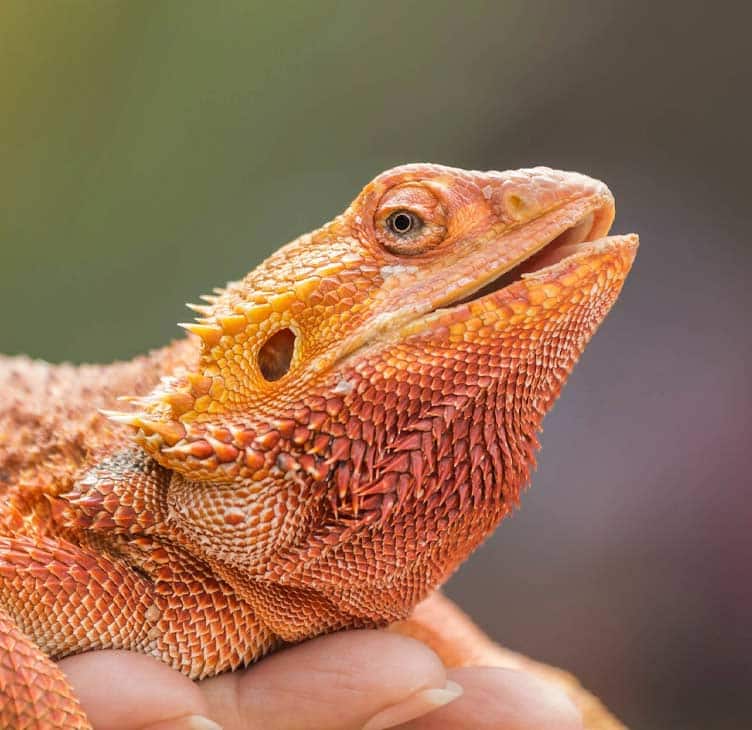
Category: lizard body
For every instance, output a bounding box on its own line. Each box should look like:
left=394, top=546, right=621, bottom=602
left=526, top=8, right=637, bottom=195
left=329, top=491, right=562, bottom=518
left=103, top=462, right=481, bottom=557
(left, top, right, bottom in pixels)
left=0, top=164, right=637, bottom=728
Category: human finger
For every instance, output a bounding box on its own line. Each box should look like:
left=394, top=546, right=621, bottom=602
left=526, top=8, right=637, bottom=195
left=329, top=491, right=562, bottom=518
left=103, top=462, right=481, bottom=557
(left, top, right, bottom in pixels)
left=59, top=649, right=216, bottom=730
left=200, top=629, right=462, bottom=730
left=397, top=666, right=582, bottom=730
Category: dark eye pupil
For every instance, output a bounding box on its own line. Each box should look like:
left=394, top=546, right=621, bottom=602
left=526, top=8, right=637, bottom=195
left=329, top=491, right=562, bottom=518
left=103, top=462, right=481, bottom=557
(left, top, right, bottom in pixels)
left=393, top=213, right=413, bottom=233
left=389, top=213, right=416, bottom=236
left=386, top=210, right=423, bottom=237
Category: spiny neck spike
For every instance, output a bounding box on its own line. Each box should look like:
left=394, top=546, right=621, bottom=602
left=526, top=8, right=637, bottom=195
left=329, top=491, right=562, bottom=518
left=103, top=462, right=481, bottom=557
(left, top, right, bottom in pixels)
left=99, top=410, right=185, bottom=446
left=99, top=409, right=139, bottom=425
left=185, top=302, right=213, bottom=316
left=133, top=417, right=186, bottom=445
left=161, top=390, right=195, bottom=415
left=177, top=322, right=222, bottom=346
left=115, top=395, right=141, bottom=404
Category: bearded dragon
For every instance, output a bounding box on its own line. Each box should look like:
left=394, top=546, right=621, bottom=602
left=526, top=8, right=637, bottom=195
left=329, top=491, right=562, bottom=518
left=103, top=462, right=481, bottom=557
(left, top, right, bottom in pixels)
left=0, top=164, right=637, bottom=729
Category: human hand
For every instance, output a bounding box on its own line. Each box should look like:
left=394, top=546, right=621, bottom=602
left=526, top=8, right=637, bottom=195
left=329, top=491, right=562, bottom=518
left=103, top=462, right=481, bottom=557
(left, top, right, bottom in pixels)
left=60, top=629, right=582, bottom=730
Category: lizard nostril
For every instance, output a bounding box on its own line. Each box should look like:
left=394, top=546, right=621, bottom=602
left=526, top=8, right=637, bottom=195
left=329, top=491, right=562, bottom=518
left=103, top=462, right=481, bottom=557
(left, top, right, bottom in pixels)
left=504, top=192, right=528, bottom=220
left=258, top=328, right=296, bottom=381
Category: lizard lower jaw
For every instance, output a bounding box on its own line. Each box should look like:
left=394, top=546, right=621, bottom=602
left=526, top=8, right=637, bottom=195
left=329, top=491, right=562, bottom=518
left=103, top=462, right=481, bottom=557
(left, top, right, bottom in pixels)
left=396, top=224, right=638, bottom=346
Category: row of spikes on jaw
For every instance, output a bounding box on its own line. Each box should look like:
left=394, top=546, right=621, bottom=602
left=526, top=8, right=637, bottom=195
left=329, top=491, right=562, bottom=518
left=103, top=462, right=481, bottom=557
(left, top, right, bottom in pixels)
left=100, top=283, right=296, bottom=448
left=100, top=283, right=247, bottom=447
left=100, top=256, right=353, bottom=470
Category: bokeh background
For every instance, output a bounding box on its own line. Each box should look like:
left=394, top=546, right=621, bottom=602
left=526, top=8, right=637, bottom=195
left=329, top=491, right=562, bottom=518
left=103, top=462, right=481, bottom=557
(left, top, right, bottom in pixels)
left=2, top=2, right=749, bottom=728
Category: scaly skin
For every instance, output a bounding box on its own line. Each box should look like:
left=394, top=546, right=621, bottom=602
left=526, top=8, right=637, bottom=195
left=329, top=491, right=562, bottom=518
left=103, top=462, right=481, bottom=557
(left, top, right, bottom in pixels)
left=0, top=164, right=637, bottom=728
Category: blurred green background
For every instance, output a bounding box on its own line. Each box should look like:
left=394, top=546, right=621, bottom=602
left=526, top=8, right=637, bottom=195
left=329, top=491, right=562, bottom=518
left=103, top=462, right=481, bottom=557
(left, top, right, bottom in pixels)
left=2, top=2, right=749, bottom=729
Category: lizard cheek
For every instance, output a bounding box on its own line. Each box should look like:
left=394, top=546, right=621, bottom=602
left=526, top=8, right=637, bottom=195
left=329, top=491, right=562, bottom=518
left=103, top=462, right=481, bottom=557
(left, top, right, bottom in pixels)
left=258, top=328, right=297, bottom=382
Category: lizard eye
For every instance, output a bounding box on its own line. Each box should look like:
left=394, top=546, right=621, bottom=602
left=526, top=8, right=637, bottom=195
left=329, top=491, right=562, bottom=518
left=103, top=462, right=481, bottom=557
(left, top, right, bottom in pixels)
left=387, top=210, right=421, bottom=236
left=375, top=183, right=447, bottom=256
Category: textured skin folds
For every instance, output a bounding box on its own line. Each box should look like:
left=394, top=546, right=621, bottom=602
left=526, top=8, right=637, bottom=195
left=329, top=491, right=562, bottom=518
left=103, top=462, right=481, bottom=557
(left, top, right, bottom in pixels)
left=0, top=164, right=637, bottom=728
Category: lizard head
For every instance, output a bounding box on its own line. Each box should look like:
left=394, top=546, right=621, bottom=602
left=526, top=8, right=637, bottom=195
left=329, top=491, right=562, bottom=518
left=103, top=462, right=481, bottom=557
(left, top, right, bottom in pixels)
left=109, top=164, right=637, bottom=622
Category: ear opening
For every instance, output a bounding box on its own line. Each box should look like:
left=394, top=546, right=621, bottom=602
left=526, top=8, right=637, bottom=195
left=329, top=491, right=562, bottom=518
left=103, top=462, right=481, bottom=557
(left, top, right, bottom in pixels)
left=258, top=328, right=296, bottom=381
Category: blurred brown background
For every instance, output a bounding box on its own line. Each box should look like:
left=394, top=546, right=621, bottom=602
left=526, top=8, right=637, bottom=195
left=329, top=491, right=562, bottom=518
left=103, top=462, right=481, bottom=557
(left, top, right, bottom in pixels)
left=1, top=2, right=749, bottom=728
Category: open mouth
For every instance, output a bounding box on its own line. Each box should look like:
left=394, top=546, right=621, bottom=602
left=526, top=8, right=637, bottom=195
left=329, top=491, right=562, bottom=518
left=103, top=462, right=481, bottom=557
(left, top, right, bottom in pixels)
left=448, top=202, right=613, bottom=310
left=339, top=193, right=625, bottom=364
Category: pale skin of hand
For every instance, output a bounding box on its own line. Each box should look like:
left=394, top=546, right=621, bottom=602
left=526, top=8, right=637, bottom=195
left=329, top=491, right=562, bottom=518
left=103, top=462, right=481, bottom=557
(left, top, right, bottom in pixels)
left=59, top=631, right=583, bottom=730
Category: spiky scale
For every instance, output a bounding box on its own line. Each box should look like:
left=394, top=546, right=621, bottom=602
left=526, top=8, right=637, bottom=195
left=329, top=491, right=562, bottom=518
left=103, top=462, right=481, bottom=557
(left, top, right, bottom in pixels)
left=177, top=322, right=223, bottom=347
left=186, top=303, right=213, bottom=316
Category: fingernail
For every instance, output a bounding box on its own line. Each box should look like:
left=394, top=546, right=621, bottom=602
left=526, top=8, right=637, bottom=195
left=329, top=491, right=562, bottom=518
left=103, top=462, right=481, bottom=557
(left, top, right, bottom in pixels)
left=362, top=679, right=463, bottom=730
left=141, top=715, right=223, bottom=730
left=184, top=717, right=223, bottom=730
